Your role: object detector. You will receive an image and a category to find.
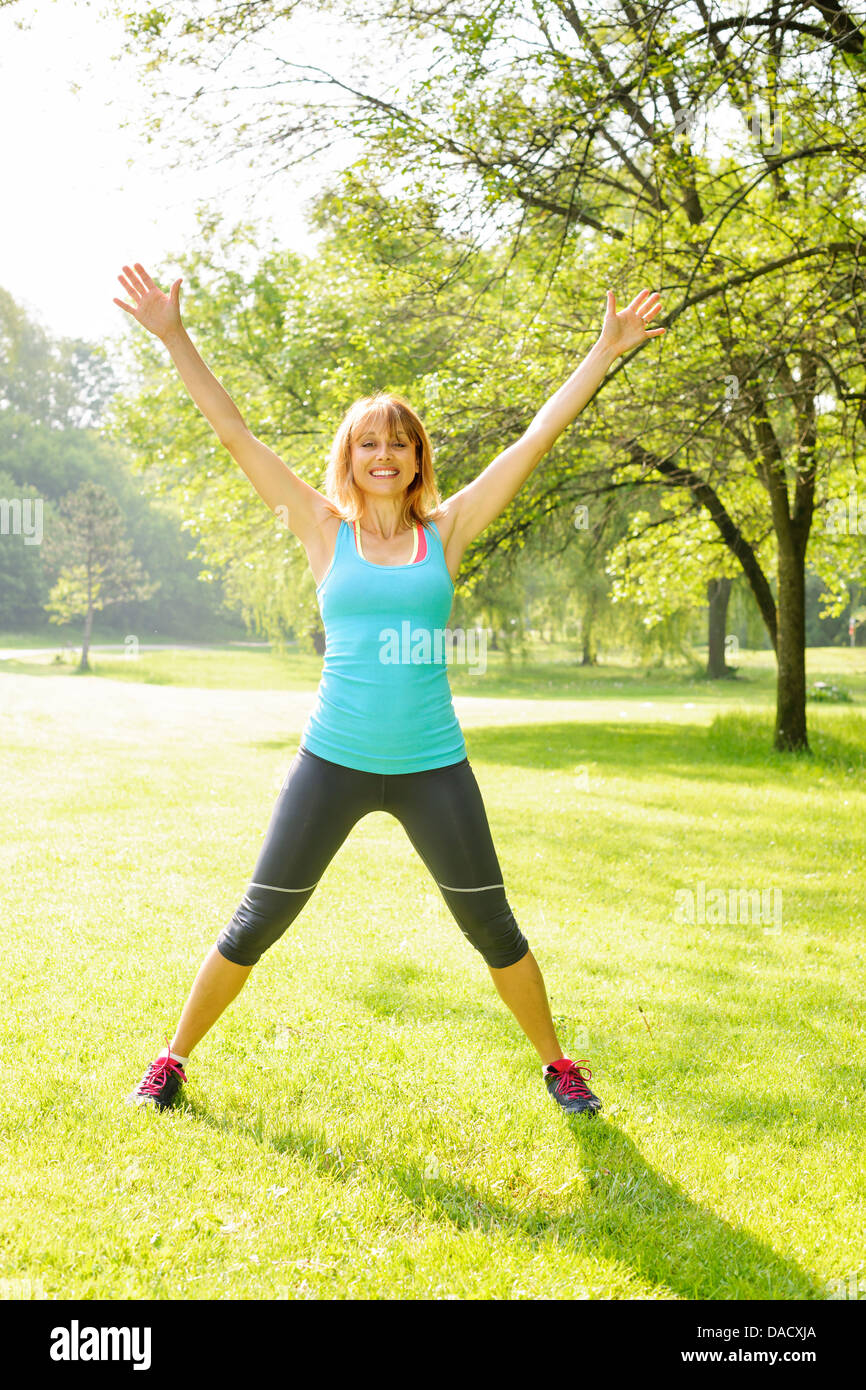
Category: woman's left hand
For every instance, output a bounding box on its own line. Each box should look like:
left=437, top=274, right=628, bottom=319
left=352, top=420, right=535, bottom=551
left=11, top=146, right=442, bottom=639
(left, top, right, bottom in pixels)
left=598, top=288, right=666, bottom=357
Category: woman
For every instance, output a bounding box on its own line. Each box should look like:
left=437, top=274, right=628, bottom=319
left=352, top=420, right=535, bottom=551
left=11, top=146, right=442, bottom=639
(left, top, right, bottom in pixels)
left=115, top=262, right=664, bottom=1118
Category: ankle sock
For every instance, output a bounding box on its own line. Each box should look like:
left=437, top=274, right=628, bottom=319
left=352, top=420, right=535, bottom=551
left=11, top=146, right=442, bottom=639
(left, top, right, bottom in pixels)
left=158, top=1045, right=189, bottom=1067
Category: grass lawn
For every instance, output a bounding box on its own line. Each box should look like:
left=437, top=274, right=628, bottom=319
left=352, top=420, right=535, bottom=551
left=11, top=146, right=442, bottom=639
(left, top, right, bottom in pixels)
left=0, top=647, right=864, bottom=1300
left=3, top=633, right=865, bottom=703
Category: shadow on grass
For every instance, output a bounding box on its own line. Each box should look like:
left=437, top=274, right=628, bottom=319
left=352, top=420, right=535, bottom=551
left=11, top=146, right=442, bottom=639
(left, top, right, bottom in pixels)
left=177, top=1094, right=823, bottom=1299
left=464, top=716, right=866, bottom=782
left=0, top=658, right=85, bottom=678
left=387, top=1121, right=824, bottom=1299
left=174, top=954, right=831, bottom=1298
left=447, top=660, right=760, bottom=701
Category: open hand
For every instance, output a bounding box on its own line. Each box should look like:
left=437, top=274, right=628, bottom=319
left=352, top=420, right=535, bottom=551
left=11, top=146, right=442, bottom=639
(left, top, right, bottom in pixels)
left=113, top=262, right=183, bottom=340
left=598, top=288, right=665, bottom=357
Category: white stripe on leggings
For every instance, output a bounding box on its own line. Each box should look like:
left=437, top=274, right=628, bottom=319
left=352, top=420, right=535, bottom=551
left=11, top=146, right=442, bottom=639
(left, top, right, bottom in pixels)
left=437, top=881, right=504, bottom=892
left=247, top=880, right=320, bottom=893
left=245, top=877, right=502, bottom=895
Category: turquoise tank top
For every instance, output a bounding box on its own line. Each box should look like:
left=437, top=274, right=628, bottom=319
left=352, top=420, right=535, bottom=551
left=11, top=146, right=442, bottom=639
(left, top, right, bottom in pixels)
left=300, top=517, right=467, bottom=773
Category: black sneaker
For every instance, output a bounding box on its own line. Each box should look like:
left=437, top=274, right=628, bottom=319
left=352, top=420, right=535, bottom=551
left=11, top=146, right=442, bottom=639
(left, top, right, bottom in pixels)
left=544, top=1057, right=603, bottom=1116
left=126, top=1047, right=187, bottom=1111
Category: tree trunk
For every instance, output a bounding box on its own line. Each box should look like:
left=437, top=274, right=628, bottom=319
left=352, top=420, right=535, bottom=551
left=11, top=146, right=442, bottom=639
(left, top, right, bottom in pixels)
left=581, top=592, right=597, bottom=666
left=774, top=540, right=808, bottom=751
left=706, top=576, right=733, bottom=678
left=79, top=587, right=93, bottom=672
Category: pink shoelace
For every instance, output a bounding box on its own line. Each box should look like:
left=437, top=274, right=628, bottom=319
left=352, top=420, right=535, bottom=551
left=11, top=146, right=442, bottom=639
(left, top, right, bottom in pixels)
left=549, top=1058, right=595, bottom=1101
left=137, top=1035, right=186, bottom=1098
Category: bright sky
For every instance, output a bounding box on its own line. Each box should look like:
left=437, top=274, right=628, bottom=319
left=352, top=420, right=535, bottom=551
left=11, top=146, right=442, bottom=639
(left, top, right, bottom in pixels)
left=0, top=0, right=353, bottom=349
left=1, top=0, right=752, bottom=354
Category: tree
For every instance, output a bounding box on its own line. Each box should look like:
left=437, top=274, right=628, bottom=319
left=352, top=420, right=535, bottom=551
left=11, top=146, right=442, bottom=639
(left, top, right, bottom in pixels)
left=0, top=466, right=51, bottom=627
left=0, top=285, right=238, bottom=640
left=0, top=286, right=118, bottom=430
left=113, top=0, right=866, bottom=749
left=42, top=482, right=157, bottom=670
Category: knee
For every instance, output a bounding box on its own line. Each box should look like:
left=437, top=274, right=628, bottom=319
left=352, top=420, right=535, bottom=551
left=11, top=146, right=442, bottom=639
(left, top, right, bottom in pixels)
left=215, top=933, right=262, bottom=968
left=451, top=897, right=529, bottom=969
left=485, top=937, right=530, bottom=970
left=217, top=884, right=311, bottom=967
left=216, top=910, right=288, bottom=967
left=480, top=931, right=530, bottom=969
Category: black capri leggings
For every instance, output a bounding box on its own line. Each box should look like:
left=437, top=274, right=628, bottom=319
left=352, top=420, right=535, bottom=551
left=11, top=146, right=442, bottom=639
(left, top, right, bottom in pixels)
left=216, top=745, right=529, bottom=970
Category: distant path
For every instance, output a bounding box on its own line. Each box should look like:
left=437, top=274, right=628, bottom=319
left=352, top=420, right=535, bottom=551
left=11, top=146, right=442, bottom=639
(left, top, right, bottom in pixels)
left=0, top=642, right=275, bottom=659
left=0, top=671, right=719, bottom=753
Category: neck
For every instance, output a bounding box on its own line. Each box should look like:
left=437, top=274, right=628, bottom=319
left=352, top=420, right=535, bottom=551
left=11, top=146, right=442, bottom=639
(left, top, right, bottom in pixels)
left=358, top=498, right=411, bottom=539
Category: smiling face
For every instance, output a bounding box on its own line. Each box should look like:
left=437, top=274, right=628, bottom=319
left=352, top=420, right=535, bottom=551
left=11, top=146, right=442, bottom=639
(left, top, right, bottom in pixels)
left=350, top=414, right=419, bottom=501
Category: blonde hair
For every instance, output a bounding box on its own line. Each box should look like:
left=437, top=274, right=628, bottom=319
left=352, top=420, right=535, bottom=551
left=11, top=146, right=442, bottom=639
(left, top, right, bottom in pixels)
left=322, top=391, right=443, bottom=532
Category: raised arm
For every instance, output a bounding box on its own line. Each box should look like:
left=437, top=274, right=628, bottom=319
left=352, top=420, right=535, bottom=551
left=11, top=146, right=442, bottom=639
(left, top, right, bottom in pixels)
left=441, top=288, right=666, bottom=551
left=113, top=262, right=329, bottom=546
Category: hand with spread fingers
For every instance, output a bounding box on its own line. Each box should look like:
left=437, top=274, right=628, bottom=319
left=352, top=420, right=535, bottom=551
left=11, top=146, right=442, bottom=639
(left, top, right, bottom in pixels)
left=113, top=262, right=184, bottom=341
left=597, top=287, right=666, bottom=358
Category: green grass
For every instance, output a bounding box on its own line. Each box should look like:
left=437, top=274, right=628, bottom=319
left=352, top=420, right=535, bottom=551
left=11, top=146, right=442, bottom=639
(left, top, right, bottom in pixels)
left=0, top=649, right=864, bottom=1299
left=4, top=632, right=866, bottom=705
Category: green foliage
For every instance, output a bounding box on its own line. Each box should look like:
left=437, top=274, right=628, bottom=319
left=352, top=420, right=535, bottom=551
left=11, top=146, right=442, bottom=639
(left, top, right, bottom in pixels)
left=110, top=1, right=866, bottom=723
left=807, top=681, right=852, bottom=704
left=0, top=285, right=118, bottom=430
left=0, top=467, right=52, bottom=625
left=0, top=285, right=242, bottom=639
left=43, top=481, right=157, bottom=626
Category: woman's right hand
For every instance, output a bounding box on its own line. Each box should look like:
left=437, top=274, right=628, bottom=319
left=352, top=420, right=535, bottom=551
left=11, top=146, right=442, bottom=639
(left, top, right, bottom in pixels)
left=113, top=262, right=184, bottom=340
